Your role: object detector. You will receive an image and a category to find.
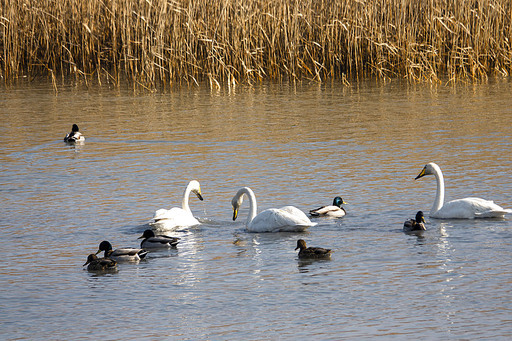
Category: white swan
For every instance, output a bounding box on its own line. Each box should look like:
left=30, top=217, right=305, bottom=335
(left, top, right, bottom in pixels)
left=151, top=180, right=203, bottom=230
left=415, top=162, right=512, bottom=219
left=231, top=187, right=316, bottom=232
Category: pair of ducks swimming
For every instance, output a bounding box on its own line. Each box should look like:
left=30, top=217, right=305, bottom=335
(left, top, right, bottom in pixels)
left=83, top=230, right=179, bottom=271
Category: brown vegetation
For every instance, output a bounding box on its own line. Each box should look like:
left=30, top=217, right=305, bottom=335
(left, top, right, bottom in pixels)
left=1, top=0, right=511, bottom=88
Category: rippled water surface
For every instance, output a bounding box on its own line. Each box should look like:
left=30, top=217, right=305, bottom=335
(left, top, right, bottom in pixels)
left=1, top=80, right=512, bottom=339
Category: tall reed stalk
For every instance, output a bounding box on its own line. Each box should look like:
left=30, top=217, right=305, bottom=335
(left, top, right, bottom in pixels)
left=1, top=0, right=511, bottom=88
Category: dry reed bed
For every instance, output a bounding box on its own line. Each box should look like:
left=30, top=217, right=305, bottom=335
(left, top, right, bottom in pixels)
left=1, top=0, right=511, bottom=88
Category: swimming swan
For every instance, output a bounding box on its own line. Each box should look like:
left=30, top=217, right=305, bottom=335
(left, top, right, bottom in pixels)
left=64, top=124, right=85, bottom=143
left=403, top=211, right=426, bottom=232
left=231, top=187, right=316, bottom=232
left=415, top=162, right=512, bottom=219
left=151, top=180, right=204, bottom=230
left=309, top=196, right=347, bottom=217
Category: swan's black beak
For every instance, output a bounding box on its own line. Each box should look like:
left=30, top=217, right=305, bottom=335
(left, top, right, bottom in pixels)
left=415, top=167, right=426, bottom=180
left=195, top=191, right=204, bottom=201
left=232, top=207, right=238, bottom=221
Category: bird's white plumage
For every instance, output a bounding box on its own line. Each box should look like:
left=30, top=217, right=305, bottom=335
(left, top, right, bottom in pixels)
left=231, top=187, right=316, bottom=232
left=416, top=162, right=511, bottom=219
left=151, top=180, right=203, bottom=231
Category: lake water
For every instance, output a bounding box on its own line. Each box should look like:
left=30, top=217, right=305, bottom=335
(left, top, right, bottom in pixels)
left=1, top=79, right=512, bottom=339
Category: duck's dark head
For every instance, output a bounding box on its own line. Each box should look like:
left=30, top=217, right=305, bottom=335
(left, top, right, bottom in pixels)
left=71, top=124, right=79, bottom=133
left=415, top=211, right=426, bottom=223
left=333, top=196, right=347, bottom=207
left=96, top=240, right=113, bottom=255
left=295, top=239, right=307, bottom=250
left=83, top=254, right=98, bottom=266
left=138, top=229, right=155, bottom=239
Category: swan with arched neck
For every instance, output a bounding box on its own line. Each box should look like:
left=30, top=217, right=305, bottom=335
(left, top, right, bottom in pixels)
left=231, top=187, right=316, bottom=232
left=415, top=162, right=511, bottom=219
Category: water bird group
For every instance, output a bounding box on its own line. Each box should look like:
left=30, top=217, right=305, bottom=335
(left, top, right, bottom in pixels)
left=74, top=125, right=511, bottom=270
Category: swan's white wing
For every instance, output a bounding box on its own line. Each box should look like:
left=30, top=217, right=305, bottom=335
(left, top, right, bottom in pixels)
left=151, top=207, right=200, bottom=230
left=434, top=197, right=511, bottom=219
left=248, top=207, right=316, bottom=232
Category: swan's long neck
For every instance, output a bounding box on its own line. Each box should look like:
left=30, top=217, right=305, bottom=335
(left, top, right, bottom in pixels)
left=431, top=164, right=445, bottom=216
left=181, top=184, right=193, bottom=214
left=239, top=187, right=258, bottom=225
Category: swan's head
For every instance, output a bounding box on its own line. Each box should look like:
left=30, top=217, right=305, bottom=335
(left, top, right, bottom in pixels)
left=83, top=254, right=98, bottom=266
left=188, top=180, right=204, bottom=201
left=415, top=163, right=439, bottom=180
left=138, top=229, right=155, bottom=240
left=415, top=211, right=426, bottom=223
left=71, top=124, right=80, bottom=133
left=333, top=196, right=347, bottom=207
left=295, top=239, right=307, bottom=251
left=231, top=194, right=244, bottom=221
left=231, top=187, right=250, bottom=221
left=96, top=240, right=113, bottom=254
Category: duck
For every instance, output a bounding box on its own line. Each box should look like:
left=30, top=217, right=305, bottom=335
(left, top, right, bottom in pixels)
left=231, top=187, right=316, bottom=232
left=403, top=211, right=426, bottom=232
left=151, top=180, right=204, bottom=230
left=309, top=196, right=347, bottom=217
left=138, top=229, right=179, bottom=248
left=295, top=239, right=332, bottom=259
left=415, top=162, right=512, bottom=219
left=83, top=254, right=117, bottom=272
left=64, top=124, right=85, bottom=143
left=96, top=241, right=148, bottom=262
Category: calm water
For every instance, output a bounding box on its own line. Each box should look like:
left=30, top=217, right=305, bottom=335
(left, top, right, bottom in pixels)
left=1, top=80, right=512, bottom=339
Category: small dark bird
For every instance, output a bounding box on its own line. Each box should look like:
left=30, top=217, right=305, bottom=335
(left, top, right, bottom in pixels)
left=295, top=239, right=332, bottom=259
left=309, top=196, right=347, bottom=217
left=64, top=124, right=85, bottom=143
left=138, top=229, right=180, bottom=249
left=96, top=240, right=148, bottom=262
left=403, top=211, right=426, bottom=232
left=83, top=254, right=117, bottom=272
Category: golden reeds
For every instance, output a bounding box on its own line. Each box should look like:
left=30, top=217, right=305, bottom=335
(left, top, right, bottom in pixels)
left=1, top=0, right=511, bottom=88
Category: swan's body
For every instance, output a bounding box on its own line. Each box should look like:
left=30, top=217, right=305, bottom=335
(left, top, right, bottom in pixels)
left=138, top=229, right=179, bottom=249
left=403, top=211, right=426, bottom=232
left=151, top=180, right=203, bottom=230
left=231, top=187, right=316, bottom=232
left=64, top=124, right=85, bottom=143
left=309, top=196, right=347, bottom=218
left=295, top=239, right=332, bottom=259
left=83, top=254, right=117, bottom=272
left=415, top=162, right=512, bottom=219
left=96, top=241, right=148, bottom=262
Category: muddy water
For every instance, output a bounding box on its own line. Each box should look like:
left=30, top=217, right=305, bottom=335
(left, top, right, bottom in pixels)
left=1, top=80, right=511, bottom=339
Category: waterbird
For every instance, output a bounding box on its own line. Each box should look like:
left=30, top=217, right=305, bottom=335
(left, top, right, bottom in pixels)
left=64, top=124, right=85, bottom=143
left=231, top=187, right=316, bottom=232
left=83, top=254, right=117, bottom=272
left=138, top=229, right=179, bottom=248
left=151, top=180, right=203, bottom=230
left=415, top=162, right=512, bottom=219
left=403, top=211, right=426, bottom=232
left=295, top=239, right=332, bottom=259
left=309, top=196, right=347, bottom=217
left=96, top=241, right=148, bottom=262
